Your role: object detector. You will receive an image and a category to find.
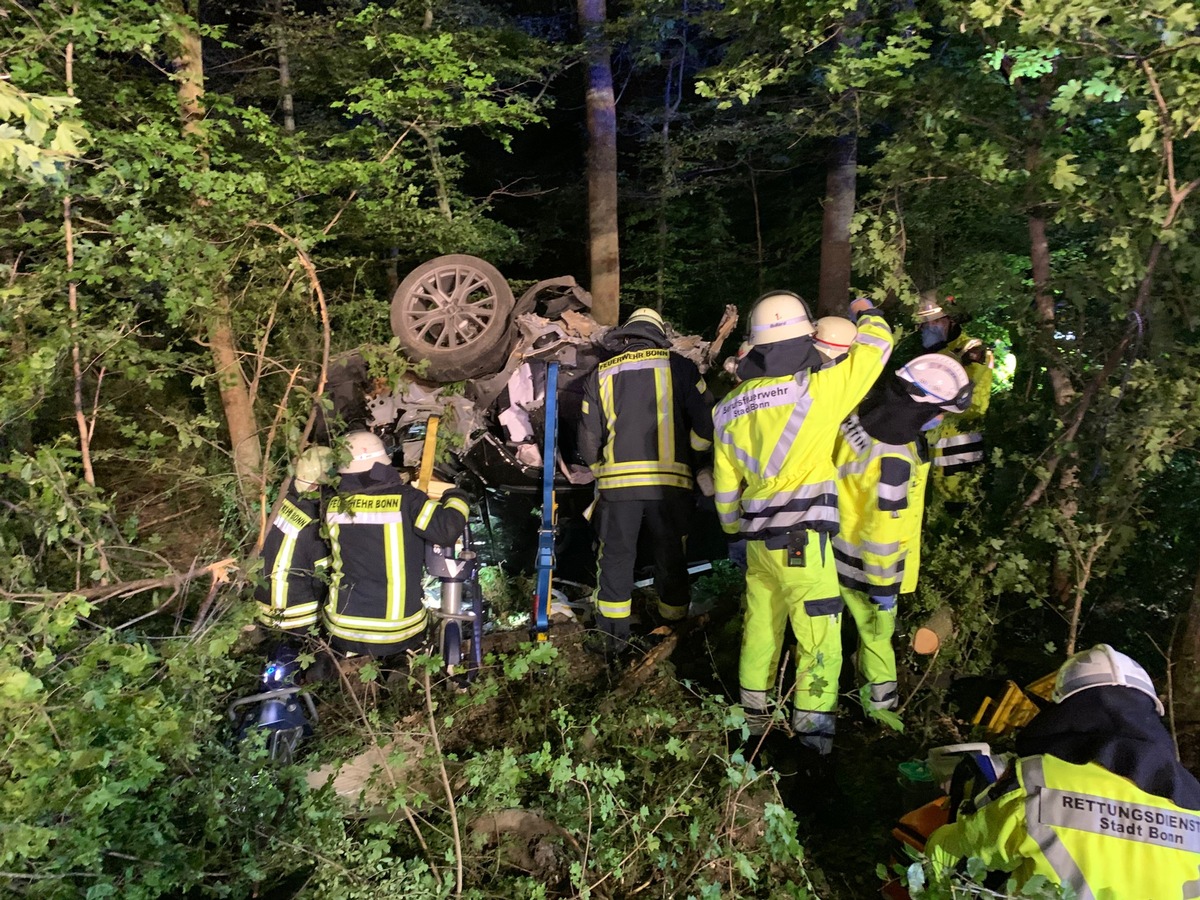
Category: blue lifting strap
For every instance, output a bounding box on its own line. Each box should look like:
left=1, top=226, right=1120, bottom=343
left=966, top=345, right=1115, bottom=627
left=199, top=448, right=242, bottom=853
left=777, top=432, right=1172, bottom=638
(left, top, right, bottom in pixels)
left=533, top=361, right=559, bottom=641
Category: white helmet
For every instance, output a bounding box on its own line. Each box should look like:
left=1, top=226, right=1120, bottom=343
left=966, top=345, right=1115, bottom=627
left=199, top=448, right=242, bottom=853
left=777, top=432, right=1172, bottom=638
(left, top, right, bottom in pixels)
left=340, top=431, right=389, bottom=474
left=294, top=446, right=335, bottom=492
left=748, top=291, right=815, bottom=345
left=723, top=341, right=753, bottom=378
left=1053, top=644, right=1164, bottom=716
left=814, top=317, right=857, bottom=359
left=898, top=354, right=973, bottom=412
left=915, top=290, right=948, bottom=324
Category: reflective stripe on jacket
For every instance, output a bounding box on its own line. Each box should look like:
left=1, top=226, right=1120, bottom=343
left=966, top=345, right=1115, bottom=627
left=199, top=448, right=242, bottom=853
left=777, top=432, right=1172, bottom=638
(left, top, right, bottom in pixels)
left=325, top=483, right=469, bottom=650
left=578, top=348, right=714, bottom=499
left=927, top=755, right=1200, bottom=899
left=712, top=311, right=893, bottom=543
left=930, top=331, right=992, bottom=476
left=831, top=415, right=930, bottom=597
left=255, top=495, right=329, bottom=631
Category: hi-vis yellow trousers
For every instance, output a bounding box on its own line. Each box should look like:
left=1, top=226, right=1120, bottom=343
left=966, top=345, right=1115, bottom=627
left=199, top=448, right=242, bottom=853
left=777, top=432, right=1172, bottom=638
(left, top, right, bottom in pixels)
left=740, top=533, right=843, bottom=753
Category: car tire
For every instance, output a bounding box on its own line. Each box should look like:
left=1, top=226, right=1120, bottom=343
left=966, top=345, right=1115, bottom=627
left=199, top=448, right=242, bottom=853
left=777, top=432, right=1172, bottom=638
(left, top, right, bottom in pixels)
left=391, top=255, right=516, bottom=382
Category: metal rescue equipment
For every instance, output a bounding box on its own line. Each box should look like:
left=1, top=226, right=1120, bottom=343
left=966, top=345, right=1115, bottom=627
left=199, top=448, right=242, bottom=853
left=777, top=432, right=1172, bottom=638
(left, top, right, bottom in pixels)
left=426, top=528, right=480, bottom=679
left=532, top=361, right=560, bottom=641
left=228, top=644, right=318, bottom=764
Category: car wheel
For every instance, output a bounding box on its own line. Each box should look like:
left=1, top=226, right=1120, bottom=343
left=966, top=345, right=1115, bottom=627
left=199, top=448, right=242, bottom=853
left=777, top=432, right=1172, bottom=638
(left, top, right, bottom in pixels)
left=391, top=255, right=516, bottom=382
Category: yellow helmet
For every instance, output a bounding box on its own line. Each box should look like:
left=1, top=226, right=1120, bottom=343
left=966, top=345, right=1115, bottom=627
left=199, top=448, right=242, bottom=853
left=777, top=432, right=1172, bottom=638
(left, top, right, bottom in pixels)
left=626, top=307, right=666, bottom=333
left=294, top=446, right=335, bottom=492
left=748, top=291, right=815, bottom=345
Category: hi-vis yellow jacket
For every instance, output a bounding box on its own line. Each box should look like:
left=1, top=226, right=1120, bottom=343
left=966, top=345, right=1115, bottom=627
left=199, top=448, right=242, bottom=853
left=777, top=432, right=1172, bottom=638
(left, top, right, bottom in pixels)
left=579, top=347, right=714, bottom=500
left=712, top=311, right=893, bottom=544
left=929, top=331, right=992, bottom=477
left=927, top=755, right=1200, bottom=899
left=255, top=493, right=329, bottom=631
left=831, top=416, right=930, bottom=597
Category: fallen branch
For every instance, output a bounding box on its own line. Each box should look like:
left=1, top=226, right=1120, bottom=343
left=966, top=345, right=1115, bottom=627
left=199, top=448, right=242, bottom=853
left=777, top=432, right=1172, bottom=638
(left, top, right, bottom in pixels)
left=0, top=558, right=237, bottom=605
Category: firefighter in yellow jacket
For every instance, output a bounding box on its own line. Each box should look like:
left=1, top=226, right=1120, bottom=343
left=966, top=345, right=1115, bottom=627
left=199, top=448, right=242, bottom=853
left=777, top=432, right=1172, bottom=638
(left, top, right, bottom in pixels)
left=832, top=355, right=972, bottom=713
left=713, top=292, right=893, bottom=755
left=255, top=445, right=334, bottom=633
left=916, top=292, right=993, bottom=502
left=927, top=644, right=1200, bottom=898
left=324, top=431, right=470, bottom=659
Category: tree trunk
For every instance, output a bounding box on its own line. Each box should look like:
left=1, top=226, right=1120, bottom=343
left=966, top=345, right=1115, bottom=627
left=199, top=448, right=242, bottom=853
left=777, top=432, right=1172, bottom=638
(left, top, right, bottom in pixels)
left=578, top=0, right=620, bottom=325
left=655, top=45, right=684, bottom=313
left=1027, top=209, right=1074, bottom=409
left=169, top=2, right=263, bottom=499
left=274, top=0, right=295, bottom=135
left=414, top=124, right=454, bottom=222
left=816, top=129, right=857, bottom=317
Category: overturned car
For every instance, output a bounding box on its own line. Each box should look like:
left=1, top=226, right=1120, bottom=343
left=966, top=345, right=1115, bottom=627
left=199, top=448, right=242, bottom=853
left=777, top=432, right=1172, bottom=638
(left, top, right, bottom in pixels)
left=322, top=254, right=736, bottom=575
left=328, top=255, right=735, bottom=490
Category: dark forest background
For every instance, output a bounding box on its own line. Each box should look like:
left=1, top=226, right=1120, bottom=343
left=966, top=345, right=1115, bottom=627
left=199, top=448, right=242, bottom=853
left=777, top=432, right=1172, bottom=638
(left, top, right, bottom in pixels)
left=1, top=1, right=1198, bottom=896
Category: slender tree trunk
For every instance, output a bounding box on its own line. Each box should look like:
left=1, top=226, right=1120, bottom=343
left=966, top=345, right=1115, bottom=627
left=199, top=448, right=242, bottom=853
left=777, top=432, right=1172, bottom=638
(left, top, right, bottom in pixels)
left=1027, top=209, right=1073, bottom=409
left=63, top=20, right=96, bottom=487
left=655, top=47, right=682, bottom=313
left=169, top=2, right=263, bottom=499
left=748, top=163, right=763, bottom=294
left=817, top=130, right=856, bottom=316
left=578, top=0, right=620, bottom=325
left=274, top=0, right=295, bottom=134
left=413, top=125, right=454, bottom=222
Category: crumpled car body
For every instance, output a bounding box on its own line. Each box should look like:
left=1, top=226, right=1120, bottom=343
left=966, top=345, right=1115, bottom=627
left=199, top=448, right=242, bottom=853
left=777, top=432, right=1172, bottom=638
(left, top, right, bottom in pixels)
left=326, top=255, right=736, bottom=496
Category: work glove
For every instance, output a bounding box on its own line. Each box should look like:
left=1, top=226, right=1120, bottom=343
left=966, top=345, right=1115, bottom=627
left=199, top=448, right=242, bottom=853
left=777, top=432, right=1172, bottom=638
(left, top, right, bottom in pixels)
left=848, top=296, right=875, bottom=322
left=695, top=467, right=715, bottom=497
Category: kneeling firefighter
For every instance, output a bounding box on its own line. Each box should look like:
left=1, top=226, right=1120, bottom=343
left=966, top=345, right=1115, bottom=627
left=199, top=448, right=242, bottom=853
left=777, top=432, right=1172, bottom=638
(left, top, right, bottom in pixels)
left=832, top=354, right=972, bottom=713
left=925, top=645, right=1200, bottom=898
left=713, top=292, right=893, bottom=755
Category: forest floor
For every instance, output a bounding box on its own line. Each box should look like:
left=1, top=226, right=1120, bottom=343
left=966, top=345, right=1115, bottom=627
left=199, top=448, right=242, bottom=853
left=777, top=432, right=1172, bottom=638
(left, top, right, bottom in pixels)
left=285, top=582, right=964, bottom=899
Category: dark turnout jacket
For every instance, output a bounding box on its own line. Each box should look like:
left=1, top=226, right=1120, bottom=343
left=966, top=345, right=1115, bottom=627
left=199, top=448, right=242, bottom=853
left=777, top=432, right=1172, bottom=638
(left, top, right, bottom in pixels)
left=578, top=321, right=714, bottom=500
left=255, top=490, right=329, bottom=631
left=324, top=462, right=469, bottom=657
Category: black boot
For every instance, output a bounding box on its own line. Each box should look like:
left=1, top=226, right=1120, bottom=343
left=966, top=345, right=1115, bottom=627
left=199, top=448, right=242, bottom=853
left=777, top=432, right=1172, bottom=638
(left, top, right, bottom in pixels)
left=782, top=741, right=845, bottom=821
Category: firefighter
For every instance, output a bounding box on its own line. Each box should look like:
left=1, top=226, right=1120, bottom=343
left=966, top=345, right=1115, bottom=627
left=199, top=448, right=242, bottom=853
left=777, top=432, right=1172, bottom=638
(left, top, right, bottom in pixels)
left=832, top=354, right=972, bottom=713
left=578, top=307, right=715, bottom=653
left=813, top=316, right=857, bottom=367
left=712, top=291, right=893, bottom=755
left=255, top=445, right=334, bottom=634
left=323, top=431, right=470, bottom=659
left=915, top=292, right=994, bottom=501
left=926, top=644, right=1200, bottom=897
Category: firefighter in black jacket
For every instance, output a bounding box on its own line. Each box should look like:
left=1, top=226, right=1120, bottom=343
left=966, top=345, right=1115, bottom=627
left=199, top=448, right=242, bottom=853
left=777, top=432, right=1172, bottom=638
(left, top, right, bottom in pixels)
left=578, top=307, right=715, bottom=652
left=255, top=445, right=334, bottom=633
left=324, top=431, right=470, bottom=659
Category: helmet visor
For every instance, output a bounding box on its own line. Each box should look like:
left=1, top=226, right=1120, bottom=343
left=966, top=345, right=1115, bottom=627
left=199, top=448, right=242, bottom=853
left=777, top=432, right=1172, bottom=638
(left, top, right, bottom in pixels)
left=902, top=375, right=974, bottom=412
